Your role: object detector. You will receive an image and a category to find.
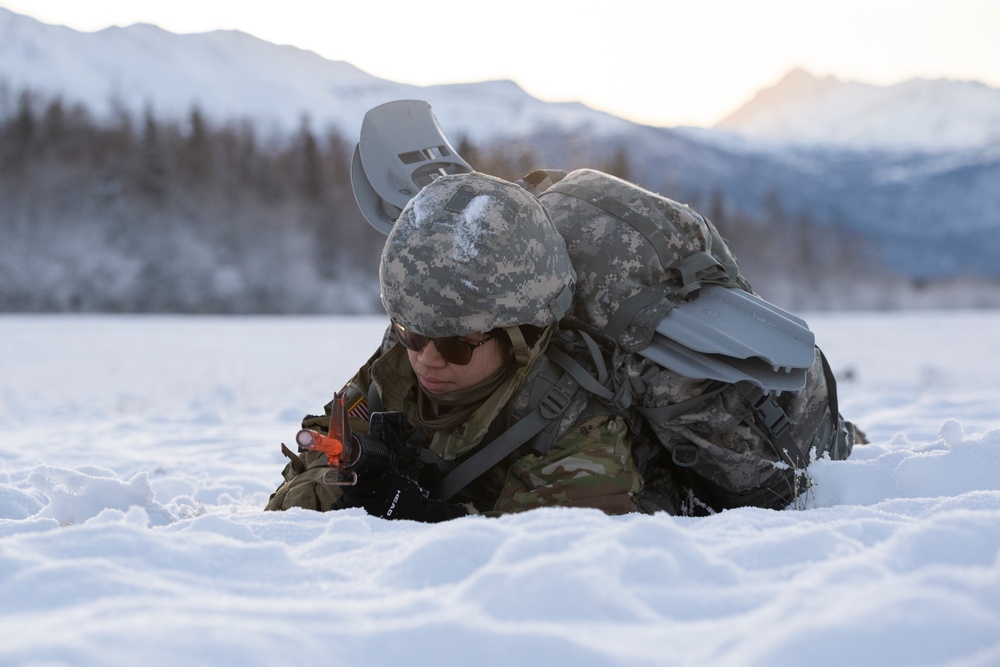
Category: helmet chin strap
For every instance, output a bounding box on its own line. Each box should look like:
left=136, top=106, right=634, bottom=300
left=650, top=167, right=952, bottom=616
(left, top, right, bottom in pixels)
left=504, top=325, right=531, bottom=367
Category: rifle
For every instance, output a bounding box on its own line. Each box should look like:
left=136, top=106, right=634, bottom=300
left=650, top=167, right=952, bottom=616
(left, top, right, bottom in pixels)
left=295, top=392, right=411, bottom=486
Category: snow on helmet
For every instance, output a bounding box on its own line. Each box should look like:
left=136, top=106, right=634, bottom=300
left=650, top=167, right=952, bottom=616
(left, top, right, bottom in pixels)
left=379, top=172, right=575, bottom=337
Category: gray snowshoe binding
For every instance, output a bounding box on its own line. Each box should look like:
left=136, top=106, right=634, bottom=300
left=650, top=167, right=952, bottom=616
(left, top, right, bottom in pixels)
left=351, top=100, right=473, bottom=234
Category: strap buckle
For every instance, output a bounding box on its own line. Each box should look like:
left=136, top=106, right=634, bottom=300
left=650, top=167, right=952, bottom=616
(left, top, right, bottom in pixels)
left=753, top=393, right=791, bottom=436
left=539, top=382, right=574, bottom=420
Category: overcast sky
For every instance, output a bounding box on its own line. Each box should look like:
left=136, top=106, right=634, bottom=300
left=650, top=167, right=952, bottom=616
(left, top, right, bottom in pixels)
left=5, top=0, right=999, bottom=127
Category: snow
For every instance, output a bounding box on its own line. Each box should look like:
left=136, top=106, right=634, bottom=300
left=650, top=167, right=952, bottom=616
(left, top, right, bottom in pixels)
left=716, top=68, right=1000, bottom=152
left=0, top=7, right=632, bottom=144
left=2, top=312, right=999, bottom=666
left=5, top=7, right=1000, bottom=155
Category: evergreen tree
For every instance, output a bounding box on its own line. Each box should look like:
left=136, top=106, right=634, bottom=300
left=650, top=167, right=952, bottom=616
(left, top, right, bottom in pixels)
left=183, top=105, right=211, bottom=183
left=139, top=106, right=168, bottom=200
left=298, top=115, right=324, bottom=199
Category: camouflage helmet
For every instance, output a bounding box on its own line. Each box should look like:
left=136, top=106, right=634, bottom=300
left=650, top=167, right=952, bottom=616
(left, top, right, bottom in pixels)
left=379, top=172, right=576, bottom=337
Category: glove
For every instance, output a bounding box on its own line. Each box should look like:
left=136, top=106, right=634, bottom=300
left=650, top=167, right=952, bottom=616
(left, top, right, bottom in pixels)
left=334, top=469, right=468, bottom=523
left=264, top=445, right=342, bottom=511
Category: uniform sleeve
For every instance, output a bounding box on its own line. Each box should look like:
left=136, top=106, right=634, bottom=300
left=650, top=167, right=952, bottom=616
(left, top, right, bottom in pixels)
left=491, top=414, right=643, bottom=515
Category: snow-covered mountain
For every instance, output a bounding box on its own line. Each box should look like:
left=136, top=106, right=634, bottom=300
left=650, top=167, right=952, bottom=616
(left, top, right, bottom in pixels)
left=3, top=6, right=1000, bottom=286
left=5, top=7, right=998, bottom=154
left=0, top=7, right=631, bottom=143
left=716, top=68, right=1000, bottom=152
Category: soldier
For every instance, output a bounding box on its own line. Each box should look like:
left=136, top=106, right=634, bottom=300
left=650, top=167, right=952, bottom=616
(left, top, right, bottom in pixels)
left=265, top=172, right=645, bottom=520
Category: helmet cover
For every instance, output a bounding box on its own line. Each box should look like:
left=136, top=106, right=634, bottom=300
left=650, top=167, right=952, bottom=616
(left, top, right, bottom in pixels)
left=380, top=172, right=575, bottom=336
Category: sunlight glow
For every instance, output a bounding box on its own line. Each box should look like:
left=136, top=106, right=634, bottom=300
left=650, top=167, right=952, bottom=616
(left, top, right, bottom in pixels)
left=3, top=0, right=999, bottom=127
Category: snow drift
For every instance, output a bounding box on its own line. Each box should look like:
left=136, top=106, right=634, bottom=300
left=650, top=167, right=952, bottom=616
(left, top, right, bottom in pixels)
left=1, top=313, right=999, bottom=666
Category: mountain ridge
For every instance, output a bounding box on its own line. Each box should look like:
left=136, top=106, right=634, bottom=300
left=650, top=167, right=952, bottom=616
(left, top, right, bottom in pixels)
left=2, top=6, right=1000, bottom=288
left=5, top=7, right=998, bottom=153
left=0, top=6, right=634, bottom=144
left=717, top=67, right=1000, bottom=152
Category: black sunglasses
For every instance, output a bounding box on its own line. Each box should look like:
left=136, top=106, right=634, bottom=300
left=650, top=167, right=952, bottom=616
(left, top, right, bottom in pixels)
left=391, top=322, right=494, bottom=365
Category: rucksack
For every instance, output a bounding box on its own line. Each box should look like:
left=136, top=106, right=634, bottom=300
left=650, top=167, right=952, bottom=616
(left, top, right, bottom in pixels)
left=433, top=168, right=858, bottom=513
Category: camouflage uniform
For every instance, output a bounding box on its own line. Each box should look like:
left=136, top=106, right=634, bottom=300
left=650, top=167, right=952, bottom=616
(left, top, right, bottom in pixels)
left=265, top=333, right=643, bottom=515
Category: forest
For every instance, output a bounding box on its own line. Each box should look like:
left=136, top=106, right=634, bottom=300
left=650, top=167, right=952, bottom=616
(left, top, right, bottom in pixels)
left=1, top=84, right=967, bottom=314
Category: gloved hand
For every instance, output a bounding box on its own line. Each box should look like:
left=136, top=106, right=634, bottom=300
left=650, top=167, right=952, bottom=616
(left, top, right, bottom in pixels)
left=264, top=444, right=341, bottom=512
left=334, top=469, right=468, bottom=523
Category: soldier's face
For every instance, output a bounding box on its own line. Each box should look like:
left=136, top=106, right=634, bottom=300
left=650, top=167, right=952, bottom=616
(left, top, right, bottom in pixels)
left=406, top=335, right=506, bottom=395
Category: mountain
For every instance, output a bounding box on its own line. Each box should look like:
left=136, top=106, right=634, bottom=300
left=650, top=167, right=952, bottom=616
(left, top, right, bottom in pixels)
left=2, top=6, right=1000, bottom=301
left=0, top=7, right=631, bottom=143
left=716, top=68, right=1000, bottom=152
left=7, top=8, right=998, bottom=154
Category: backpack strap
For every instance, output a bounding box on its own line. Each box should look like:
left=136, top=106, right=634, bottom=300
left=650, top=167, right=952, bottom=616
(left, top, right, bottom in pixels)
left=545, top=181, right=680, bottom=267
left=367, top=381, right=385, bottom=414
left=734, top=381, right=810, bottom=471
left=818, top=347, right=840, bottom=437
left=547, top=339, right=612, bottom=402
left=433, top=368, right=581, bottom=501
left=736, top=347, right=843, bottom=471
left=667, top=251, right=736, bottom=292
left=433, top=331, right=615, bottom=502
left=632, top=383, right=729, bottom=468
left=602, top=283, right=675, bottom=344
left=517, top=169, right=568, bottom=197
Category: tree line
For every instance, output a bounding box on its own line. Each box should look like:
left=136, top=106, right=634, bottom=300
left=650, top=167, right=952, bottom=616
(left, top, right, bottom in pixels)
left=0, top=85, right=388, bottom=313
left=1, top=83, right=889, bottom=314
